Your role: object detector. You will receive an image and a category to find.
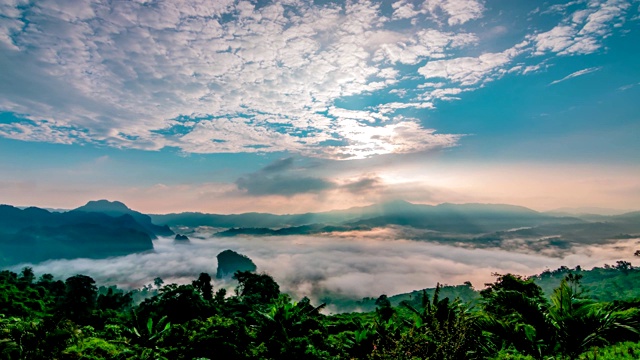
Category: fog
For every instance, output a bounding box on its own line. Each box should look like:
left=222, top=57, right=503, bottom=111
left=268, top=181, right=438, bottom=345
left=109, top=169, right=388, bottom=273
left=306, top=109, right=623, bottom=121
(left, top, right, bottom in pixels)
left=16, top=228, right=640, bottom=310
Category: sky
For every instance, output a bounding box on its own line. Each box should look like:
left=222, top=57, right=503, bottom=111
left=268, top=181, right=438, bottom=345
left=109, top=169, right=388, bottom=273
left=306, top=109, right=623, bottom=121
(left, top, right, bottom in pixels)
left=0, top=0, right=639, bottom=214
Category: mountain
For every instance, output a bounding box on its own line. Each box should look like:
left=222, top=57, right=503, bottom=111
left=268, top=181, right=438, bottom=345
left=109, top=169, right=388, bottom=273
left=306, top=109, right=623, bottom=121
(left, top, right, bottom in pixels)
left=216, top=250, right=257, bottom=279
left=346, top=202, right=577, bottom=233
left=74, top=200, right=173, bottom=238
left=215, top=224, right=371, bottom=237
left=0, top=204, right=154, bottom=266
left=152, top=200, right=582, bottom=235
left=546, top=207, right=633, bottom=216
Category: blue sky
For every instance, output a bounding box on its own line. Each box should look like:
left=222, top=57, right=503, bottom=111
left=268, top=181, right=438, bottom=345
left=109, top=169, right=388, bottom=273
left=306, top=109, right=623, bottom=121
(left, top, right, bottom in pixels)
left=0, top=0, right=638, bottom=213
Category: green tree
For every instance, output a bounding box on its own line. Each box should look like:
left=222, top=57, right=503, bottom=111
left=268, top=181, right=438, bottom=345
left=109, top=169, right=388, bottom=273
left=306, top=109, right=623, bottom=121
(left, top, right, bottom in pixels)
left=479, top=273, right=554, bottom=358
left=61, top=275, right=98, bottom=324
left=192, top=272, right=213, bottom=301
left=234, top=271, right=280, bottom=305
left=548, top=274, right=639, bottom=357
left=19, top=267, right=35, bottom=285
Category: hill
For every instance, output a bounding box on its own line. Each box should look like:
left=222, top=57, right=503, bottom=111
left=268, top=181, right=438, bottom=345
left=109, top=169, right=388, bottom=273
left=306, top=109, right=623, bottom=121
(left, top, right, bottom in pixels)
left=74, top=200, right=173, bottom=238
left=0, top=203, right=159, bottom=266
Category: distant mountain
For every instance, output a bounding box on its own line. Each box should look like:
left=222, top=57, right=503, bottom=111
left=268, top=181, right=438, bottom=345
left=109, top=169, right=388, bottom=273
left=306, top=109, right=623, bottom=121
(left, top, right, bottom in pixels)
left=546, top=207, right=633, bottom=216
left=346, top=202, right=578, bottom=233
left=215, top=224, right=371, bottom=237
left=611, top=210, right=640, bottom=222
left=0, top=204, right=154, bottom=266
left=153, top=200, right=582, bottom=235
left=74, top=200, right=173, bottom=238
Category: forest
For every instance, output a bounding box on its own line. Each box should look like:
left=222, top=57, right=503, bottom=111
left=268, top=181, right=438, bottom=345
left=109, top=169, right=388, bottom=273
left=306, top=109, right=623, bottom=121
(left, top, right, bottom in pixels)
left=2, top=263, right=640, bottom=359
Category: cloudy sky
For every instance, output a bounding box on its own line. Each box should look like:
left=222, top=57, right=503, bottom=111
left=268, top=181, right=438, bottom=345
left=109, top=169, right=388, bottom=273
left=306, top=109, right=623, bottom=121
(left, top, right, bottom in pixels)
left=0, top=0, right=638, bottom=213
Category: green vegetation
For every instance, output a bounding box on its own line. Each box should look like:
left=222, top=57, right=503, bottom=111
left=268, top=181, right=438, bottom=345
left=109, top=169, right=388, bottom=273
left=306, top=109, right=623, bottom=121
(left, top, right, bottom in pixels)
left=3, top=264, right=640, bottom=359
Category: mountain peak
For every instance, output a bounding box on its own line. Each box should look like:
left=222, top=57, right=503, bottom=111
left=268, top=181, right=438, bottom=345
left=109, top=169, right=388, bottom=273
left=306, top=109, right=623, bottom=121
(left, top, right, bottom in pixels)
left=76, top=199, right=131, bottom=213
left=377, top=199, right=418, bottom=209
left=381, top=199, right=414, bottom=206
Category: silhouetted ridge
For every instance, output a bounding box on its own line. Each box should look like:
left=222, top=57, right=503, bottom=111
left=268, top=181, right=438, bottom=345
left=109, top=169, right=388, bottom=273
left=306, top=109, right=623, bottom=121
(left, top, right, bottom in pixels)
left=153, top=201, right=582, bottom=235
left=0, top=204, right=154, bottom=266
left=73, top=199, right=174, bottom=238
left=76, top=199, right=131, bottom=212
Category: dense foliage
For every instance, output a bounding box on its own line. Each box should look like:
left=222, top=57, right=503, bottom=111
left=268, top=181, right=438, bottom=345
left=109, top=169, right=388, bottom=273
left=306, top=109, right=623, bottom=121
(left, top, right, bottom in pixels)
left=2, top=264, right=640, bottom=359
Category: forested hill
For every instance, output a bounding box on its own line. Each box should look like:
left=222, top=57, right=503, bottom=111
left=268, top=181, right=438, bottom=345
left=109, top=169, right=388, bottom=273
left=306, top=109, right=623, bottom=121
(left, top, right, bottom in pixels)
left=3, top=263, right=640, bottom=359
left=329, top=262, right=640, bottom=312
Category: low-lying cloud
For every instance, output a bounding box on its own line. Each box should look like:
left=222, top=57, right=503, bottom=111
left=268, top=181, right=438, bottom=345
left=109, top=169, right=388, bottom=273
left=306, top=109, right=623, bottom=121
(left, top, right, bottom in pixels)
left=15, top=229, right=640, bottom=312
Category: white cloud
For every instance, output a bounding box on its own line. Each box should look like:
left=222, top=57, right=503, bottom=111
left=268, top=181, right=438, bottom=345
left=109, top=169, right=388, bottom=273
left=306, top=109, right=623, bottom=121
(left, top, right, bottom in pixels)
left=425, top=0, right=485, bottom=26
left=373, top=29, right=477, bottom=64
left=393, top=0, right=485, bottom=26
left=418, top=47, right=521, bottom=86
left=323, top=118, right=461, bottom=159
left=0, top=0, right=476, bottom=159
left=531, top=0, right=632, bottom=56
left=0, top=0, right=633, bottom=160
left=549, top=66, right=603, bottom=85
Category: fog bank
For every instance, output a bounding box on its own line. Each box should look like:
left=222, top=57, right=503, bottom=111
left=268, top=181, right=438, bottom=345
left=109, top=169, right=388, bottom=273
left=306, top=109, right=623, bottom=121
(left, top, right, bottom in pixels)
left=16, top=230, right=640, bottom=307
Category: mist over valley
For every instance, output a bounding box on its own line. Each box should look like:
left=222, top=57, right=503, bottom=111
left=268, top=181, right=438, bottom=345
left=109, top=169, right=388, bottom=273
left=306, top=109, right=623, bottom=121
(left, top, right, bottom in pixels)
left=3, top=199, right=639, bottom=312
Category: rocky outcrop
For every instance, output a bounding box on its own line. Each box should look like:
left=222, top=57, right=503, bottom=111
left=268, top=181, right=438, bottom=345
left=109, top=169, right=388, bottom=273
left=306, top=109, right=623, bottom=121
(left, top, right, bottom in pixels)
left=174, top=234, right=190, bottom=241
left=216, top=250, right=257, bottom=279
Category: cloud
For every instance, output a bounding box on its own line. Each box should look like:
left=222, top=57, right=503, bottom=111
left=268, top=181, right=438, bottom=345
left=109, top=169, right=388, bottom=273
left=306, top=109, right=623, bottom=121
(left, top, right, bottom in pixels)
left=418, top=47, right=522, bottom=86
left=531, top=0, right=632, bottom=56
left=235, top=157, right=336, bottom=196
left=549, top=66, right=603, bottom=85
left=392, top=0, right=485, bottom=26
left=0, top=0, right=634, bottom=160
left=17, top=233, right=640, bottom=312
left=425, top=0, right=485, bottom=26
left=372, top=29, right=478, bottom=64
left=341, top=175, right=384, bottom=194
left=618, top=83, right=640, bottom=91
left=0, top=0, right=471, bottom=159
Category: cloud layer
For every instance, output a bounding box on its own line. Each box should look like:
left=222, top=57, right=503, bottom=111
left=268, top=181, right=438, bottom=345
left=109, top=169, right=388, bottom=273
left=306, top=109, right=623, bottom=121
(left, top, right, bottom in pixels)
left=0, top=0, right=634, bottom=159
left=17, top=232, right=640, bottom=312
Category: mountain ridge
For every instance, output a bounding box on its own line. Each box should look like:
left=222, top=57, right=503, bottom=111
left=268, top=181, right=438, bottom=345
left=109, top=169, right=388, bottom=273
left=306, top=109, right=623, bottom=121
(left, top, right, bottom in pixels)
left=73, top=199, right=174, bottom=238
left=151, top=200, right=583, bottom=233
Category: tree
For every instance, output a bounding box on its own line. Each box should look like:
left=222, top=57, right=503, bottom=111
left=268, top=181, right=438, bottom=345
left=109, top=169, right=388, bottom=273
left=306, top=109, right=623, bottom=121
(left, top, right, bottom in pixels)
left=616, top=260, right=633, bottom=274
left=19, top=267, right=35, bottom=284
left=375, top=295, right=394, bottom=322
left=97, top=287, right=133, bottom=311
left=234, top=271, right=280, bottom=305
left=257, top=295, right=329, bottom=359
left=548, top=274, right=639, bottom=357
left=372, top=285, right=479, bottom=359
left=139, top=284, right=207, bottom=324
left=62, top=274, right=98, bottom=323
left=479, top=273, right=554, bottom=357
left=192, top=272, right=213, bottom=301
